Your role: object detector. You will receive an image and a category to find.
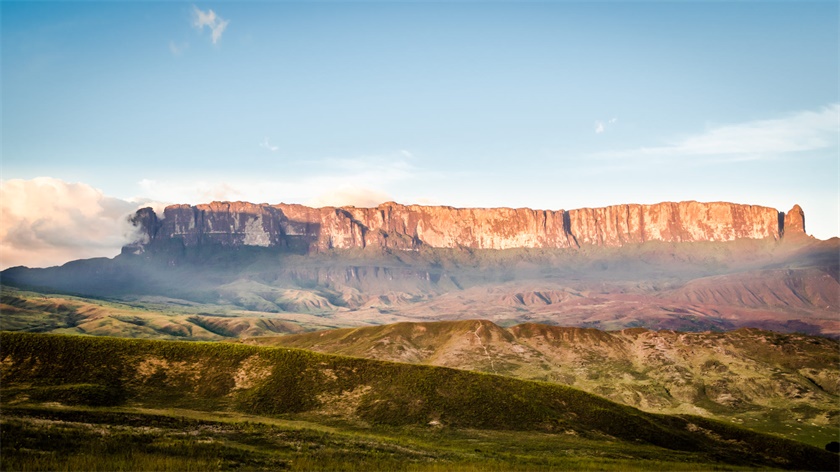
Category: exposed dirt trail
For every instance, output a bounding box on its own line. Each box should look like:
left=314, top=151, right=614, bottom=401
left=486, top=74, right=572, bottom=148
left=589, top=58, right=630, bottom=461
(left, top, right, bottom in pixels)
left=472, top=321, right=497, bottom=374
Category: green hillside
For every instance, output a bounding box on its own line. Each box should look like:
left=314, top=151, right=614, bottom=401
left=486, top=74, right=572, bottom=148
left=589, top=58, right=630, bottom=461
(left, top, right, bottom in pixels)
left=1, top=332, right=837, bottom=471
left=0, top=287, right=337, bottom=338
left=248, top=320, right=840, bottom=447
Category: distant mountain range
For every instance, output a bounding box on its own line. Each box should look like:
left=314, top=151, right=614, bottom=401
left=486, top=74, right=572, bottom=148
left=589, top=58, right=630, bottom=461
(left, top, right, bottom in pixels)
left=2, top=200, right=837, bottom=337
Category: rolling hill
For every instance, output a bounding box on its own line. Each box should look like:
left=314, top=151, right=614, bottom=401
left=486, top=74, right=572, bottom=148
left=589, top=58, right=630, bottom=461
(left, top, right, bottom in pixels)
left=243, top=320, right=840, bottom=447
left=1, top=331, right=838, bottom=470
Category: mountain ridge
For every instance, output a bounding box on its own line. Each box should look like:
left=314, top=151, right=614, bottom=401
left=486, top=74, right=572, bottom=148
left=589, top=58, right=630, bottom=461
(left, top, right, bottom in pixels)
left=126, top=200, right=806, bottom=255
left=2, top=200, right=835, bottom=339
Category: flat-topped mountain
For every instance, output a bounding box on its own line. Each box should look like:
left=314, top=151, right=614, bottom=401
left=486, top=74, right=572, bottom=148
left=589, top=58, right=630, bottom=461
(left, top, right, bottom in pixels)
left=126, top=200, right=805, bottom=255
left=2, top=200, right=836, bottom=337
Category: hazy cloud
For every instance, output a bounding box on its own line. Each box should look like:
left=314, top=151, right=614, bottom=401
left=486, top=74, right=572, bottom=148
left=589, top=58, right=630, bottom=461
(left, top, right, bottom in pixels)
left=260, top=137, right=278, bottom=152
left=595, top=117, right=617, bottom=134
left=308, top=187, right=392, bottom=208
left=0, top=178, right=156, bottom=269
left=169, top=40, right=189, bottom=56
left=599, top=104, right=838, bottom=160
left=134, top=151, right=417, bottom=207
left=192, top=5, right=229, bottom=44
left=139, top=179, right=243, bottom=203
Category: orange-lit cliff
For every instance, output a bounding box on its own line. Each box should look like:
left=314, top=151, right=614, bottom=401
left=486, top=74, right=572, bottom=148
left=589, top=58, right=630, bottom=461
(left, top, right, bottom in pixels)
left=127, top=201, right=805, bottom=253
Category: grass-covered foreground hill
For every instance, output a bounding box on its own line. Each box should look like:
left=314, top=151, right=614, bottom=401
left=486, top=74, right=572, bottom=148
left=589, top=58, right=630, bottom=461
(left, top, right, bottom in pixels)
left=2, top=332, right=838, bottom=471
left=248, top=320, right=840, bottom=448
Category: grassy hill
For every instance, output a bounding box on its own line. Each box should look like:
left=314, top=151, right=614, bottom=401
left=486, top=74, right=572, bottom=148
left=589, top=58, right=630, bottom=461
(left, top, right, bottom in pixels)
left=5, top=286, right=837, bottom=449
left=1, top=331, right=837, bottom=471
left=0, top=287, right=347, bottom=338
left=247, top=320, right=840, bottom=447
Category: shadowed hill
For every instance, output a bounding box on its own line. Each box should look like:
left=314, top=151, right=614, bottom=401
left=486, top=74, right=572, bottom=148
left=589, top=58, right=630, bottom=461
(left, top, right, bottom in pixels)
left=1, top=331, right=837, bottom=470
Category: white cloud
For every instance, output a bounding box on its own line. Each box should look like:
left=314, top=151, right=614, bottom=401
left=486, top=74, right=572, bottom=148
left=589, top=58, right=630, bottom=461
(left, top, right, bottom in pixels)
left=192, top=5, right=229, bottom=45
left=0, top=152, right=427, bottom=268
left=595, top=117, right=617, bottom=134
left=260, top=137, right=279, bottom=152
left=169, top=40, right=189, bottom=56
left=0, top=178, right=155, bottom=269
left=599, top=104, right=839, bottom=160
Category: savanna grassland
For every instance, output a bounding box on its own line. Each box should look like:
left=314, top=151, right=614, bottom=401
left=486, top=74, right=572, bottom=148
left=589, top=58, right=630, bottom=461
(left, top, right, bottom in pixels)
left=2, top=331, right=838, bottom=471
left=249, top=319, right=840, bottom=449
left=4, top=286, right=838, bottom=450
left=2, top=235, right=838, bottom=470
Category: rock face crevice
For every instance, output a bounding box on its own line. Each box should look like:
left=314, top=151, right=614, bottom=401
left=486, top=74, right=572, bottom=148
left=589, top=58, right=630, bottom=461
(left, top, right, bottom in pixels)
left=125, top=201, right=804, bottom=255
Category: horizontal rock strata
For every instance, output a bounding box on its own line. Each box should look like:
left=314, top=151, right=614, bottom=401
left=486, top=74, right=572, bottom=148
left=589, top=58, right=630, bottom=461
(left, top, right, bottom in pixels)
left=126, top=201, right=803, bottom=254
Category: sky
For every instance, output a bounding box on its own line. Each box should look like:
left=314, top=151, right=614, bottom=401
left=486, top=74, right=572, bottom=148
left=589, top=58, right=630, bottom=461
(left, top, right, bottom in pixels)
left=2, top=1, right=838, bottom=269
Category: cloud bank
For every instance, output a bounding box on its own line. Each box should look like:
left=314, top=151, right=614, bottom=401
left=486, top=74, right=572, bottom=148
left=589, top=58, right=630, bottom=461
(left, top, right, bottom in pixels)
left=0, top=178, right=155, bottom=269
left=0, top=153, right=416, bottom=268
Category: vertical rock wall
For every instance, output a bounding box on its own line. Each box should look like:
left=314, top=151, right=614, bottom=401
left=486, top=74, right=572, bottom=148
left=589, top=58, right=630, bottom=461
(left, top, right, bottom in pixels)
left=127, top=201, right=801, bottom=254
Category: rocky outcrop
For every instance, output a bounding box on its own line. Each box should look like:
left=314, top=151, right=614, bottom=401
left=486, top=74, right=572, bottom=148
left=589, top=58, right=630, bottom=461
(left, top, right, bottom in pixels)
left=125, top=201, right=805, bottom=254
left=783, top=204, right=806, bottom=237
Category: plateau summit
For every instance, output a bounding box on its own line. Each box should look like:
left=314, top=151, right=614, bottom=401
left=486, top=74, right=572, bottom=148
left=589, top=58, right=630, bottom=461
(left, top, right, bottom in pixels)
left=126, top=200, right=808, bottom=255
left=3, top=199, right=835, bottom=338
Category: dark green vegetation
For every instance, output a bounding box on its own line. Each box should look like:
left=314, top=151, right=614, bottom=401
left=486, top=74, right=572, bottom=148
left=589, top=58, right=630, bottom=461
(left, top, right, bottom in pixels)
left=0, top=406, right=769, bottom=472
left=2, top=332, right=838, bottom=471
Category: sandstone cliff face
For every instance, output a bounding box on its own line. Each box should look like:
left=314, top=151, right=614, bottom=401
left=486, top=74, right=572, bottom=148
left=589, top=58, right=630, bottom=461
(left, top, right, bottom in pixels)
left=783, top=204, right=806, bottom=236
left=127, top=201, right=804, bottom=254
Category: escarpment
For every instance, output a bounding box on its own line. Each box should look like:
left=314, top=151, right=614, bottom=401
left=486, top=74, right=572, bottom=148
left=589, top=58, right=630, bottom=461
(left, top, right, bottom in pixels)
left=125, top=201, right=805, bottom=255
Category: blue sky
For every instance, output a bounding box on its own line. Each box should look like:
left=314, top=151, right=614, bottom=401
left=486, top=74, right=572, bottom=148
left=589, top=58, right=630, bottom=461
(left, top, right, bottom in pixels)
left=2, top=1, right=838, bottom=267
